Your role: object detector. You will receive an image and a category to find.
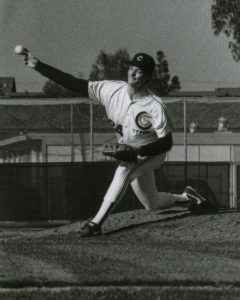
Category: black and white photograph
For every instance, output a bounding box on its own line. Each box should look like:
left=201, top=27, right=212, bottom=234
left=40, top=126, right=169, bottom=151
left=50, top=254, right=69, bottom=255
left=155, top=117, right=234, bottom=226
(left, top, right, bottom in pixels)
left=0, top=0, right=239, bottom=299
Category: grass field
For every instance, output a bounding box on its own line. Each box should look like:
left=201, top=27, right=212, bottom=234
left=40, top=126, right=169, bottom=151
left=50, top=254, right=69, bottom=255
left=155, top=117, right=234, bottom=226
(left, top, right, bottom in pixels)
left=0, top=208, right=240, bottom=299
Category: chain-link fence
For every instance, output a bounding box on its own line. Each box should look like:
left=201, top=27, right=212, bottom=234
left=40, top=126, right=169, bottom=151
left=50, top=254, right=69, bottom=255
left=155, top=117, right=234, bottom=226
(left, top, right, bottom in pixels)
left=0, top=95, right=238, bottom=218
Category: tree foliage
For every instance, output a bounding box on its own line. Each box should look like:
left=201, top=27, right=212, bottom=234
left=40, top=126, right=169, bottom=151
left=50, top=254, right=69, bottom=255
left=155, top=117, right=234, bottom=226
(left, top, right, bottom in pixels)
left=212, top=0, right=240, bottom=61
left=89, top=49, right=180, bottom=96
left=89, top=48, right=130, bottom=81
left=148, top=51, right=181, bottom=96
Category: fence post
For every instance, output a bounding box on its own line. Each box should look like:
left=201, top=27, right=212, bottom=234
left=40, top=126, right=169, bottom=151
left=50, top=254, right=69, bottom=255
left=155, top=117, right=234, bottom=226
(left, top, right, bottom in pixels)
left=230, top=145, right=237, bottom=208
left=90, top=98, right=94, bottom=162
left=70, top=104, right=74, bottom=162
left=183, top=98, right=188, bottom=184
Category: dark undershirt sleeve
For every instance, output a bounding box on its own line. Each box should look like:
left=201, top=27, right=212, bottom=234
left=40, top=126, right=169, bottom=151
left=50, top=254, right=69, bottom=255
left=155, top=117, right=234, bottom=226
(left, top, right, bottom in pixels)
left=35, top=61, right=89, bottom=97
left=137, top=132, right=173, bottom=157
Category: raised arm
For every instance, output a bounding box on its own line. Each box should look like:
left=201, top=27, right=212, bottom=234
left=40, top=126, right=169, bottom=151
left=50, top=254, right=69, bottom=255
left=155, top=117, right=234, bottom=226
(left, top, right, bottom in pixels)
left=35, top=61, right=89, bottom=97
left=16, top=45, right=89, bottom=97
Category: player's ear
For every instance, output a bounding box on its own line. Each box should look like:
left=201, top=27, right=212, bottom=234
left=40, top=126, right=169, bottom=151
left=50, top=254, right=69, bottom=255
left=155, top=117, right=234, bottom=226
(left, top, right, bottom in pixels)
left=144, top=73, right=153, bottom=84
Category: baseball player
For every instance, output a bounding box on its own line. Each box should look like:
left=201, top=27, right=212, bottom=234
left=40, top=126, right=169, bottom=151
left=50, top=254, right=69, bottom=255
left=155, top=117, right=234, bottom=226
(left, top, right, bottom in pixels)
left=19, top=49, right=216, bottom=237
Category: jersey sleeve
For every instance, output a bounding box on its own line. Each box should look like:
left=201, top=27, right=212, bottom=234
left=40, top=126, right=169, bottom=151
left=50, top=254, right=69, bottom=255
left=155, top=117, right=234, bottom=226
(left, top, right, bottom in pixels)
left=88, top=80, right=121, bottom=107
left=151, top=102, right=173, bottom=138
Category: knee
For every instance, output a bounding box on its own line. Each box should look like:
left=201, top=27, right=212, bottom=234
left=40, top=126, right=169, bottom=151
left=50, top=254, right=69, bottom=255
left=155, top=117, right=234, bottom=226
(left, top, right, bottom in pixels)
left=115, top=165, right=130, bottom=178
left=145, top=206, right=154, bottom=211
left=144, top=203, right=159, bottom=210
left=145, top=202, right=169, bottom=210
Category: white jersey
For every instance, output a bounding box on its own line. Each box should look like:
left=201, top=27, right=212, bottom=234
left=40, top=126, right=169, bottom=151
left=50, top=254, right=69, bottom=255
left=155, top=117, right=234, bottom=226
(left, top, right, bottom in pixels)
left=88, top=80, right=173, bottom=147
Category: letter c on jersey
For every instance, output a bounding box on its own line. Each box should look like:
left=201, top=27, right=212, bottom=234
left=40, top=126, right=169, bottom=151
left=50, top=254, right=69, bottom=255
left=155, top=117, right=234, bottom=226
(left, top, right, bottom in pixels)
left=135, top=112, right=152, bottom=130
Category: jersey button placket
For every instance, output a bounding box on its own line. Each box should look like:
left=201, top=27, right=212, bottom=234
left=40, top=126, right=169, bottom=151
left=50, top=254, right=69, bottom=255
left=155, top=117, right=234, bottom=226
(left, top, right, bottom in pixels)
left=123, top=104, right=132, bottom=138
left=125, top=105, right=132, bottom=127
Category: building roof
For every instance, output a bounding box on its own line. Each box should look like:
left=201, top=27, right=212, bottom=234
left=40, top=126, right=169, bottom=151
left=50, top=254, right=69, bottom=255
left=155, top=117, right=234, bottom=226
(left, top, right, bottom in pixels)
left=215, top=88, right=240, bottom=97
left=170, top=87, right=240, bottom=98
left=169, top=90, right=215, bottom=97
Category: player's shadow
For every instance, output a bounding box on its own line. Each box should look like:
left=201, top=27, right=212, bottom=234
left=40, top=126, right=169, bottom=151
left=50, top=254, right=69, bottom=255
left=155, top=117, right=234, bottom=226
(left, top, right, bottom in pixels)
left=103, top=209, right=190, bottom=236
left=103, top=207, right=228, bottom=236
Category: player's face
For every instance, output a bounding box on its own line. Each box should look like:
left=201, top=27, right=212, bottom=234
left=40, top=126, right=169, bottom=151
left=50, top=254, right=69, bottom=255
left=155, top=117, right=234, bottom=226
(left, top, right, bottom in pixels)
left=128, top=66, right=150, bottom=88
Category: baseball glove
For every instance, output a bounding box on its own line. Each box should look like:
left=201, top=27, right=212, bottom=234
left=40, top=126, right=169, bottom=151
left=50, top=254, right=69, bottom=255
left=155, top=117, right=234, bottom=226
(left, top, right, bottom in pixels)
left=103, top=144, right=138, bottom=163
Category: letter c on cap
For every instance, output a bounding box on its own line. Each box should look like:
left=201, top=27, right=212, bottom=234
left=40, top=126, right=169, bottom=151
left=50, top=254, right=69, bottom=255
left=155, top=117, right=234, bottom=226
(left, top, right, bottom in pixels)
left=137, top=55, right=143, bottom=61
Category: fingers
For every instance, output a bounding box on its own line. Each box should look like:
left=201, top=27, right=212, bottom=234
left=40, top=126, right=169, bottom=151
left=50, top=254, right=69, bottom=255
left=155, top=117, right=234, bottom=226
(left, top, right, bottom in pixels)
left=23, top=52, right=38, bottom=69
left=24, top=54, right=28, bottom=65
left=23, top=52, right=31, bottom=65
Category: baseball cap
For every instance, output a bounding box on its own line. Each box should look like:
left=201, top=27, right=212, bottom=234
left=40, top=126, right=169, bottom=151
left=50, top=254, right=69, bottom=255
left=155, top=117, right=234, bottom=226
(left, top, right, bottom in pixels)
left=129, top=53, right=155, bottom=74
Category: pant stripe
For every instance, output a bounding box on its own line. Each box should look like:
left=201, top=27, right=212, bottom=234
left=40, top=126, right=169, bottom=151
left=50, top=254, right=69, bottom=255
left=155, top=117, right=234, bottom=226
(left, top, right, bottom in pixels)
left=113, top=155, right=162, bottom=205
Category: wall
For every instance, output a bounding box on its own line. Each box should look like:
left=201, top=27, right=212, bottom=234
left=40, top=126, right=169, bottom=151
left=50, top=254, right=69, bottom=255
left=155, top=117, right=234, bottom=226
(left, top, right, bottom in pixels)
left=0, top=162, right=229, bottom=221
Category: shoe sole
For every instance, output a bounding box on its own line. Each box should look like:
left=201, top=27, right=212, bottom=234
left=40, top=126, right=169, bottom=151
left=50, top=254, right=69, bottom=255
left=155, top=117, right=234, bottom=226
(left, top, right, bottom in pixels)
left=186, top=186, right=218, bottom=207
left=185, top=186, right=207, bottom=203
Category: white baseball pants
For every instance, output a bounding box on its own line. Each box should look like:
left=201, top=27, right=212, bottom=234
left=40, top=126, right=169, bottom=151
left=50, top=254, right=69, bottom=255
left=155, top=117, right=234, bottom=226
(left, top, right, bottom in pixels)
left=92, top=153, right=187, bottom=225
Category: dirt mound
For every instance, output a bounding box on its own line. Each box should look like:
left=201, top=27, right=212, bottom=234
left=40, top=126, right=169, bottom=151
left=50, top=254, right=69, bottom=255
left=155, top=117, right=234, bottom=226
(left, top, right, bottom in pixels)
left=1, top=208, right=240, bottom=243
left=0, top=208, right=189, bottom=242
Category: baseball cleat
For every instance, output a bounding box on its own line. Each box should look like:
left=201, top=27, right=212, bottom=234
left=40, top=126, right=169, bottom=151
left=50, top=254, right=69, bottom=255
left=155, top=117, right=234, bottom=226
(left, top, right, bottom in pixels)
left=183, top=186, right=217, bottom=212
left=80, top=221, right=102, bottom=237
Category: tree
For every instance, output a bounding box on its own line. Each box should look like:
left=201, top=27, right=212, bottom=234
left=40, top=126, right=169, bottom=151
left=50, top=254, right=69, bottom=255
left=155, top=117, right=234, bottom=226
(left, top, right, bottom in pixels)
left=89, top=48, right=180, bottom=96
left=212, top=0, right=240, bottom=61
left=148, top=50, right=181, bottom=96
left=89, top=48, right=130, bottom=81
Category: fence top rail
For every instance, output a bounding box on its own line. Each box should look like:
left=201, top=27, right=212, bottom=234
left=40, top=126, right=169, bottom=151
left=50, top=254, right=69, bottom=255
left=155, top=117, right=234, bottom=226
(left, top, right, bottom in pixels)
left=166, top=97, right=240, bottom=104
left=162, top=97, right=240, bottom=104
left=0, top=96, right=240, bottom=105
left=0, top=97, right=90, bottom=105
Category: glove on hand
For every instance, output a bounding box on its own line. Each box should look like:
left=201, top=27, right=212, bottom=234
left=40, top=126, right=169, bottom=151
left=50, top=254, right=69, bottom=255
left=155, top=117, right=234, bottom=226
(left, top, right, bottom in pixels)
left=103, top=144, right=138, bottom=163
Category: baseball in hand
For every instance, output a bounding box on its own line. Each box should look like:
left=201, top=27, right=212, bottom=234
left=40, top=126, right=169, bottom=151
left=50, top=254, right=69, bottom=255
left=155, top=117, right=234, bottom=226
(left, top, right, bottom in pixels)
left=14, top=45, right=28, bottom=55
